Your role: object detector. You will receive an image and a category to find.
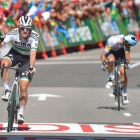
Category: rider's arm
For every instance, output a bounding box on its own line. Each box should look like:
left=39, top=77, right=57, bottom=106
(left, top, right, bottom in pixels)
left=100, top=51, right=107, bottom=64
left=30, top=50, right=37, bottom=68
left=0, top=42, right=4, bottom=48
left=100, top=44, right=111, bottom=63
left=30, top=34, right=39, bottom=68
left=125, top=50, right=130, bottom=63
left=0, top=37, right=5, bottom=47
left=125, top=46, right=130, bottom=63
left=0, top=30, right=13, bottom=48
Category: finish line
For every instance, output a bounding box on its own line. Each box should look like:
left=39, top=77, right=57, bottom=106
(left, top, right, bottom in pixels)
left=0, top=123, right=140, bottom=134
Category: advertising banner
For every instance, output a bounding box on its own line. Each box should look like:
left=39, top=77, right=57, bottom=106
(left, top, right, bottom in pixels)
left=60, top=18, right=100, bottom=47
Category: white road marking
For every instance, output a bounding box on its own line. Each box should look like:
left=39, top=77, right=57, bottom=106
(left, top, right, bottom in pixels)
left=123, top=113, right=131, bottom=117
left=133, top=123, right=140, bottom=125
left=35, top=60, right=140, bottom=65
left=35, top=61, right=101, bottom=65
left=109, top=93, right=114, bottom=97
left=131, top=61, right=140, bottom=69
left=28, top=93, right=61, bottom=101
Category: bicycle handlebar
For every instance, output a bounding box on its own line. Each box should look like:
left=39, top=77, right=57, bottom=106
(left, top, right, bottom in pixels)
left=1, top=65, right=33, bottom=82
left=104, top=60, right=128, bottom=65
left=1, top=65, right=21, bottom=78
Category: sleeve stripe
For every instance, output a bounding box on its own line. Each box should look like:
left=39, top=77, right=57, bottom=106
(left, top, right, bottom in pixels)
left=2, top=41, right=6, bottom=45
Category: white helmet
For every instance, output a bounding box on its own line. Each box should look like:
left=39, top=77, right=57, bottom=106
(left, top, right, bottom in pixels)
left=19, top=16, right=33, bottom=28
left=123, top=34, right=137, bottom=46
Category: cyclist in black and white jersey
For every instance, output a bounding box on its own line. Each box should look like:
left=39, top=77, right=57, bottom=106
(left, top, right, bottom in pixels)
left=100, top=34, right=137, bottom=105
left=0, top=16, right=39, bottom=124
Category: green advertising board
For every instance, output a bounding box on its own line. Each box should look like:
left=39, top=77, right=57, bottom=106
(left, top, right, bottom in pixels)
left=95, top=13, right=120, bottom=41
left=33, top=25, right=61, bottom=52
left=59, top=17, right=100, bottom=47
left=124, top=18, right=139, bottom=34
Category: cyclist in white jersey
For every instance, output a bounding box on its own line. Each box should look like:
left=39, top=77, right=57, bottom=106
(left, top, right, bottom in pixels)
left=0, top=16, right=39, bottom=124
left=100, top=34, right=137, bottom=105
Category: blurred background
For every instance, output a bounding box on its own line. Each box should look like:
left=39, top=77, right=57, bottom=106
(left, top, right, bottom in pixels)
left=0, top=0, right=140, bottom=59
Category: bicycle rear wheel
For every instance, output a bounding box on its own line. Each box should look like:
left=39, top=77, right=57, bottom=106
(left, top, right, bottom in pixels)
left=7, top=84, right=17, bottom=132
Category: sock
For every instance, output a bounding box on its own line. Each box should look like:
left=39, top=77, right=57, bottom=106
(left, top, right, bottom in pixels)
left=3, top=81, right=9, bottom=91
left=108, top=71, right=114, bottom=79
left=18, top=106, right=25, bottom=115
left=122, top=87, right=127, bottom=93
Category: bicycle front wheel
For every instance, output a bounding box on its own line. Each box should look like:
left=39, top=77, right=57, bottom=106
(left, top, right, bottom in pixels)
left=7, top=84, right=17, bottom=132
left=115, top=71, right=120, bottom=111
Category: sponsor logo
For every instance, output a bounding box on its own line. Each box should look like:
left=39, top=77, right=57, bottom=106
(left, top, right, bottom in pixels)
left=14, top=41, right=31, bottom=48
left=105, top=45, right=111, bottom=50
left=68, top=26, right=92, bottom=43
left=0, top=123, right=140, bottom=133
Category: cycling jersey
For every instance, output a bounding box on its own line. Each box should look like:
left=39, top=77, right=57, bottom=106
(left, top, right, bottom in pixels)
left=2, top=28, right=39, bottom=55
left=104, top=35, right=130, bottom=53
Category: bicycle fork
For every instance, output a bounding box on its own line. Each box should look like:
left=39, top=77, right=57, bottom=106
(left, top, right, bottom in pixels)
left=114, top=65, right=121, bottom=96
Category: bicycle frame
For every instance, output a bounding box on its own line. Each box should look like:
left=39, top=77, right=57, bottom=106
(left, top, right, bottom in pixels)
left=1, top=64, right=33, bottom=132
left=105, top=60, right=123, bottom=111
left=8, top=70, right=20, bottom=107
left=6, top=67, right=20, bottom=131
left=1, top=65, right=21, bottom=132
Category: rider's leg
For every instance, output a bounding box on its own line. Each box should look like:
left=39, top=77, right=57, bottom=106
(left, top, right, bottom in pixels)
left=18, top=80, right=29, bottom=124
left=1, top=58, right=11, bottom=89
left=19, top=80, right=29, bottom=113
left=1, top=58, right=11, bottom=101
left=106, top=54, right=115, bottom=88
left=119, top=66, right=129, bottom=104
left=1, top=48, right=17, bottom=101
left=119, top=66, right=127, bottom=89
left=107, top=54, right=115, bottom=78
left=17, top=58, right=30, bottom=123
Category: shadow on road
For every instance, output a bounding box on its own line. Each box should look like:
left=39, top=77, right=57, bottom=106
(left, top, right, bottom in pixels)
left=137, top=85, right=140, bottom=88
left=97, top=106, right=127, bottom=111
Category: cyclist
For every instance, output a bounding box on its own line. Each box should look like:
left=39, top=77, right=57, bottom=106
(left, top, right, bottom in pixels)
left=100, top=34, right=137, bottom=105
left=0, top=16, right=39, bottom=124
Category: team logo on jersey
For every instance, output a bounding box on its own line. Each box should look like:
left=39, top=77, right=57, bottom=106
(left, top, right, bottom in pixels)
left=14, top=41, right=31, bottom=48
left=22, top=72, right=25, bottom=76
left=8, top=54, right=13, bottom=61
left=105, top=45, right=111, bottom=50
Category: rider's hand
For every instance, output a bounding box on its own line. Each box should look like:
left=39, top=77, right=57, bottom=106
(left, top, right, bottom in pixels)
left=127, top=63, right=131, bottom=70
left=0, top=36, right=4, bottom=43
left=101, top=64, right=107, bottom=71
left=29, top=67, right=36, bottom=75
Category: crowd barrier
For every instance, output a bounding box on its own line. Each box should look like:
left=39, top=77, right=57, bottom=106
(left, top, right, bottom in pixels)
left=0, top=13, right=140, bottom=59
left=35, top=13, right=140, bottom=59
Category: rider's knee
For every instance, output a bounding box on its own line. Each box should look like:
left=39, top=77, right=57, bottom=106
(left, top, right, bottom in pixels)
left=1, top=58, right=11, bottom=67
left=109, top=58, right=115, bottom=62
left=120, top=70, right=126, bottom=77
left=20, top=86, right=27, bottom=94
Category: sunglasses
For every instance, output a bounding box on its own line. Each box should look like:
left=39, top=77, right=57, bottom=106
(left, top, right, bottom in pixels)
left=20, top=27, right=31, bottom=31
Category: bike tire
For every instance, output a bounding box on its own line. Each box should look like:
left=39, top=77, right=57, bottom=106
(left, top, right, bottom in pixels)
left=7, top=84, right=17, bottom=132
left=115, top=70, right=120, bottom=111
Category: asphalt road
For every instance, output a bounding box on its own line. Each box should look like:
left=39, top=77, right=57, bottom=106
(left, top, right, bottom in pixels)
left=0, top=42, right=140, bottom=139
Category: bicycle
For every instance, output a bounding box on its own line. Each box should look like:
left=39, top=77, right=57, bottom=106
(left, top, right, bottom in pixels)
left=105, top=60, right=128, bottom=111
left=1, top=63, right=32, bottom=132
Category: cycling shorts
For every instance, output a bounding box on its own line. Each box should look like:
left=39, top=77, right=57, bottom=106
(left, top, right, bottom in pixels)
left=106, top=48, right=125, bottom=66
left=4, top=48, right=30, bottom=81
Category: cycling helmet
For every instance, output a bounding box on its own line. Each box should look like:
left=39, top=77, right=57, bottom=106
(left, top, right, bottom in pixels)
left=19, top=16, right=33, bottom=28
left=123, top=34, right=137, bottom=46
